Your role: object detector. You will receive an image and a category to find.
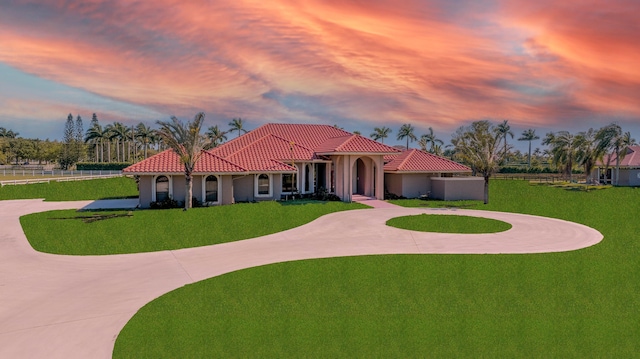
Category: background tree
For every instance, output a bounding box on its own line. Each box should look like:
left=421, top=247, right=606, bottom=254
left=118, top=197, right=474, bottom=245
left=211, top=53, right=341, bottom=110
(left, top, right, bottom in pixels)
left=206, top=125, right=228, bottom=147
left=75, top=115, right=85, bottom=162
left=419, top=127, right=443, bottom=153
left=595, top=123, right=635, bottom=185
left=228, top=118, right=247, bottom=138
left=495, top=120, right=513, bottom=161
left=156, top=112, right=214, bottom=210
left=518, top=129, right=540, bottom=169
left=0, top=127, right=19, bottom=138
left=543, top=131, right=579, bottom=182
left=575, top=128, right=601, bottom=184
left=397, top=123, right=417, bottom=149
left=370, top=126, right=392, bottom=143
left=451, top=121, right=503, bottom=204
left=136, top=122, right=154, bottom=159
left=59, top=114, right=76, bottom=170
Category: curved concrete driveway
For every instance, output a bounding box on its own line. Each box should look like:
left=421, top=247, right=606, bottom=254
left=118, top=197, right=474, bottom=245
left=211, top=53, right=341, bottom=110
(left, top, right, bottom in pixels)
left=0, top=199, right=602, bottom=358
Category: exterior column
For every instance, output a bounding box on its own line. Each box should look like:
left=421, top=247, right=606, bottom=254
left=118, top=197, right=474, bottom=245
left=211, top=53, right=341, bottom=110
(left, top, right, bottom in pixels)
left=344, top=155, right=352, bottom=202
left=376, top=156, right=385, bottom=199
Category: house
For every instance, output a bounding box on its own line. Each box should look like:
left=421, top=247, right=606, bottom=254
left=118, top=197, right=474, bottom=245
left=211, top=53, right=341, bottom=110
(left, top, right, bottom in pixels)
left=123, top=123, right=482, bottom=207
left=593, top=145, right=640, bottom=186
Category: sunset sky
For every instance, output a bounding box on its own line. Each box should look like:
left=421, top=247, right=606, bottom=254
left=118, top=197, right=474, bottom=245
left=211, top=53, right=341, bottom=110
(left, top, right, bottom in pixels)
left=1, top=0, right=638, bottom=149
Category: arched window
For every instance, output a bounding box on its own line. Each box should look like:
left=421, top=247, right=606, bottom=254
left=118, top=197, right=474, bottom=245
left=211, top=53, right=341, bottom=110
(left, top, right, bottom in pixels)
left=156, top=176, right=169, bottom=202
left=257, top=174, right=270, bottom=195
left=205, top=175, right=218, bottom=202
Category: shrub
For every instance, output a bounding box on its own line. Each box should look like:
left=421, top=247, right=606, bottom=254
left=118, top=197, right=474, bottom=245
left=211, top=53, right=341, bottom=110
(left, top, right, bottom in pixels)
left=150, top=197, right=181, bottom=209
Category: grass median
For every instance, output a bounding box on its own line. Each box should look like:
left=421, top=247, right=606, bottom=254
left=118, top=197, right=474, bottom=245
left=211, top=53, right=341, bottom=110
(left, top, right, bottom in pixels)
left=386, top=213, right=512, bottom=233
left=21, top=200, right=369, bottom=255
left=114, top=180, right=640, bottom=358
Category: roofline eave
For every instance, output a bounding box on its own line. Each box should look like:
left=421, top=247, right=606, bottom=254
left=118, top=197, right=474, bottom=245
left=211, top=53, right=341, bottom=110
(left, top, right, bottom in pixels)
left=316, top=151, right=401, bottom=156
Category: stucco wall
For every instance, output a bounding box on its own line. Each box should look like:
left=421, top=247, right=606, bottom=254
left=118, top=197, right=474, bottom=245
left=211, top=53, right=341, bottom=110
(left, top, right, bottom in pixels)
left=233, top=175, right=254, bottom=202
left=172, top=176, right=186, bottom=203
left=619, top=169, right=640, bottom=186
left=221, top=175, right=233, bottom=205
left=401, top=173, right=433, bottom=198
left=384, top=173, right=403, bottom=197
left=430, top=177, right=484, bottom=201
left=139, top=175, right=152, bottom=208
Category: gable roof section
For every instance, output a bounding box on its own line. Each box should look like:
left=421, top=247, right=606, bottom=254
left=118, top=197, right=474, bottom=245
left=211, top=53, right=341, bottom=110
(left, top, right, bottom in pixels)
left=315, top=134, right=401, bottom=154
left=598, top=146, right=640, bottom=167
left=384, top=149, right=471, bottom=173
left=224, top=134, right=310, bottom=171
left=212, top=123, right=352, bottom=158
left=123, top=150, right=247, bottom=174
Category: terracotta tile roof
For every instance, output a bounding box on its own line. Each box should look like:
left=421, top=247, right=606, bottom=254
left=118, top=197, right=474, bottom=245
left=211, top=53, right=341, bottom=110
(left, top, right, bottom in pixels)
left=212, top=123, right=351, bottom=158
left=123, top=150, right=247, bottom=174
left=315, top=134, right=401, bottom=154
left=598, top=146, right=640, bottom=167
left=384, top=149, right=471, bottom=173
left=224, top=134, right=307, bottom=171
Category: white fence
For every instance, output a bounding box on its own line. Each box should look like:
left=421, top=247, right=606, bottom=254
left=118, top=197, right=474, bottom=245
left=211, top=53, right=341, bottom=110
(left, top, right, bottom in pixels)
left=0, top=173, right=124, bottom=187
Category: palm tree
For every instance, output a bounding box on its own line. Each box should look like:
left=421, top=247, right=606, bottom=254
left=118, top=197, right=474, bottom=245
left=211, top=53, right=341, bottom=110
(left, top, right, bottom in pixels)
left=596, top=123, right=635, bottom=185
left=156, top=112, right=214, bottom=210
left=575, top=128, right=602, bottom=184
left=397, top=123, right=417, bottom=149
left=104, top=124, right=118, bottom=162
left=84, top=122, right=107, bottom=162
left=135, top=122, right=154, bottom=159
left=420, top=127, right=443, bottom=153
left=495, top=120, right=514, bottom=160
left=205, top=125, right=228, bottom=147
left=543, top=131, right=579, bottom=182
left=517, top=129, right=540, bottom=169
left=451, top=120, right=503, bottom=204
left=228, top=118, right=247, bottom=138
left=370, top=126, right=392, bottom=143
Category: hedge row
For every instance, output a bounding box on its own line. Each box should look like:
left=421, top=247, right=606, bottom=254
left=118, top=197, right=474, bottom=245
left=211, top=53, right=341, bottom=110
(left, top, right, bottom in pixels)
left=76, top=162, right=131, bottom=170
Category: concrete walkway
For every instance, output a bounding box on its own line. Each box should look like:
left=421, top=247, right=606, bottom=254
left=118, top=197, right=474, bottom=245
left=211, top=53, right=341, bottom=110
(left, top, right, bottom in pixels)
left=0, top=199, right=603, bottom=358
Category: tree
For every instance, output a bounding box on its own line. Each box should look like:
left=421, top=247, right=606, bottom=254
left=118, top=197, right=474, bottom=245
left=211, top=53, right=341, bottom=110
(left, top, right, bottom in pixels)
left=0, top=127, right=19, bottom=138
left=518, top=129, right=540, bottom=169
left=135, top=122, right=154, bottom=159
left=451, top=120, right=503, bottom=204
left=494, top=120, right=514, bottom=160
left=596, top=123, right=635, bottom=185
left=575, top=128, right=602, bottom=184
left=85, top=121, right=106, bottom=162
left=397, top=123, right=417, bottom=149
left=60, top=114, right=76, bottom=170
left=543, top=131, right=579, bottom=182
left=419, top=127, right=443, bottom=153
left=75, top=115, right=85, bottom=162
left=205, top=125, right=228, bottom=147
left=370, top=126, right=392, bottom=143
left=156, top=113, right=214, bottom=210
left=228, top=118, right=247, bottom=138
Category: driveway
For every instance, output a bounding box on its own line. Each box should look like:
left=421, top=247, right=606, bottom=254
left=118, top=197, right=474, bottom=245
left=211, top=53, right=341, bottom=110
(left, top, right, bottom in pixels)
left=0, top=199, right=603, bottom=358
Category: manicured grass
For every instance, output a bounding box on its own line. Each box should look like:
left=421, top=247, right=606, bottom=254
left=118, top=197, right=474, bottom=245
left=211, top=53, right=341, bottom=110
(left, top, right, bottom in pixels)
left=0, top=176, right=138, bottom=201
left=114, top=180, right=640, bottom=357
left=20, top=201, right=368, bottom=255
left=386, top=214, right=511, bottom=233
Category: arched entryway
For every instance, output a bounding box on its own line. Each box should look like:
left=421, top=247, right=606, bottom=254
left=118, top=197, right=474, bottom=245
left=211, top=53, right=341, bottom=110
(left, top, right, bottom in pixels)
left=354, top=158, right=366, bottom=195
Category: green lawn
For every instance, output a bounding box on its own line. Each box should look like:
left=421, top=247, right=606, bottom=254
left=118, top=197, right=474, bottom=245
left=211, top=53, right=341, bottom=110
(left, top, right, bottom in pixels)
left=21, top=201, right=368, bottom=255
left=386, top=214, right=511, bottom=233
left=0, top=176, right=137, bottom=201
left=113, top=180, right=640, bottom=357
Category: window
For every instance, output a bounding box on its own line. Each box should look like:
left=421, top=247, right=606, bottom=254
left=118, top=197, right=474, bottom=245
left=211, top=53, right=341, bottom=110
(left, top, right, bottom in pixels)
left=257, top=174, right=270, bottom=195
left=282, top=173, right=295, bottom=193
left=205, top=175, right=218, bottom=202
left=156, top=176, right=169, bottom=202
left=305, top=165, right=311, bottom=192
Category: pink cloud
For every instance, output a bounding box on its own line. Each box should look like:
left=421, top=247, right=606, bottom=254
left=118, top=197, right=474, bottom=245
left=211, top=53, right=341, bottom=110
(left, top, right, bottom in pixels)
left=0, top=0, right=638, bottom=138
